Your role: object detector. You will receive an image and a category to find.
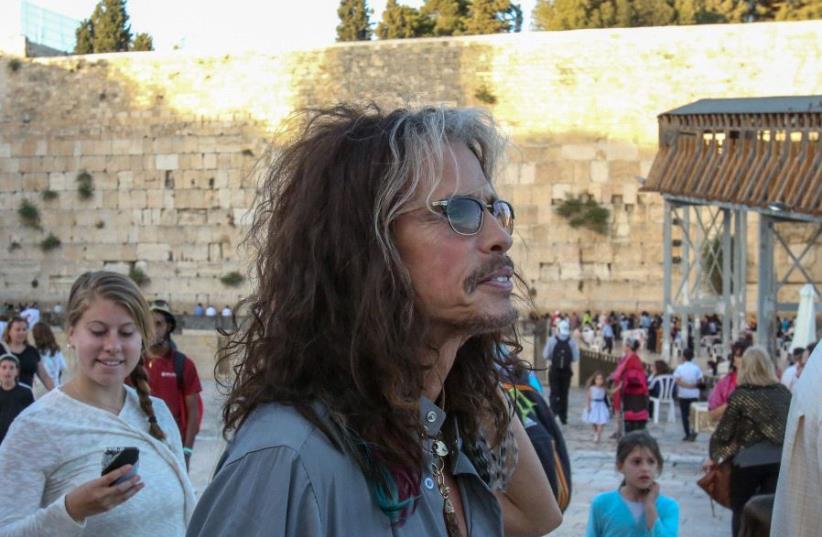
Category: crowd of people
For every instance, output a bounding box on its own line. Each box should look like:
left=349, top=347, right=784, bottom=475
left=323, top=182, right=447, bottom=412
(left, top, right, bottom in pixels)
left=0, top=104, right=819, bottom=537
left=541, top=306, right=818, bottom=537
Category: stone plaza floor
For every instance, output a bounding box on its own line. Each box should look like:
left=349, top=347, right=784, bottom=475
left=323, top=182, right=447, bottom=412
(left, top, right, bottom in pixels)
left=189, top=381, right=732, bottom=537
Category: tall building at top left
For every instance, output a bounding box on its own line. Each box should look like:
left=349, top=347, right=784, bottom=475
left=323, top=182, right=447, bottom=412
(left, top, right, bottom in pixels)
left=1, top=1, right=78, bottom=57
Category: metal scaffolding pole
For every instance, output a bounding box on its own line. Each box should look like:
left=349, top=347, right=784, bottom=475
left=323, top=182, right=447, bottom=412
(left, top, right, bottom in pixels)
left=733, top=210, right=748, bottom=342
left=681, top=207, right=690, bottom=353
left=662, top=200, right=672, bottom=360
left=721, top=208, right=732, bottom=356
left=757, top=215, right=776, bottom=356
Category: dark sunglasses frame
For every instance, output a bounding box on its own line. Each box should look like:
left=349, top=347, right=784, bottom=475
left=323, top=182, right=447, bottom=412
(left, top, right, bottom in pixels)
left=430, top=196, right=515, bottom=236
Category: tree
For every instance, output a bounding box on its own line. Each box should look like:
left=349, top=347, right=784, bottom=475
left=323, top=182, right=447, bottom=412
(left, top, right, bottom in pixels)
left=420, top=0, right=470, bottom=35
left=377, top=0, right=433, bottom=38
left=533, top=0, right=822, bottom=28
left=533, top=0, right=690, bottom=29
left=74, top=19, right=94, bottom=54
left=775, top=0, right=822, bottom=19
left=337, top=0, right=373, bottom=41
left=131, top=32, right=154, bottom=51
left=73, top=0, right=153, bottom=54
left=463, top=0, right=523, bottom=34
left=91, top=0, right=132, bottom=52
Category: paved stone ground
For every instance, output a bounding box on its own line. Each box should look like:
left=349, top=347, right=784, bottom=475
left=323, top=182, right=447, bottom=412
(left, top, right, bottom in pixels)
left=189, top=381, right=732, bottom=536
left=549, top=387, right=731, bottom=537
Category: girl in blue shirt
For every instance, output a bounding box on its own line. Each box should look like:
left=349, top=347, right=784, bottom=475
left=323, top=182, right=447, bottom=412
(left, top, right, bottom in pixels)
left=586, top=431, right=679, bottom=537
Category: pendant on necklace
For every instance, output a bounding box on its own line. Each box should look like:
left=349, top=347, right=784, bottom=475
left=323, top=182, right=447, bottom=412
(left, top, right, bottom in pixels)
left=433, top=439, right=449, bottom=457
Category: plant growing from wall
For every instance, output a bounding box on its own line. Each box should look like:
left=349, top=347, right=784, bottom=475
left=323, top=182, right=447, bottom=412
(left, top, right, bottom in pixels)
left=129, top=266, right=150, bottom=287
left=7, top=58, right=22, bottom=73
left=555, top=193, right=610, bottom=235
left=95, top=220, right=106, bottom=229
left=8, top=241, right=21, bottom=252
left=701, top=235, right=734, bottom=295
left=474, top=84, right=497, bottom=105
left=41, top=189, right=59, bottom=201
left=77, top=171, right=94, bottom=200
left=40, top=233, right=61, bottom=252
left=18, top=199, right=41, bottom=229
left=220, top=271, right=245, bottom=287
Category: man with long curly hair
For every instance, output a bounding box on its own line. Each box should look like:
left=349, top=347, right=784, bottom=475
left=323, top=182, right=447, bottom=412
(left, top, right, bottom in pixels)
left=187, top=105, right=562, bottom=537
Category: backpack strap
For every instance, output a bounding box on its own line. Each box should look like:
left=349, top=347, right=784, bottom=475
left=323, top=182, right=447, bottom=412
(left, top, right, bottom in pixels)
left=172, top=350, right=186, bottom=392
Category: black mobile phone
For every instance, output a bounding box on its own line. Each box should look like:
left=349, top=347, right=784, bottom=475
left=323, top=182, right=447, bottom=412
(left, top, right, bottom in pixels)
left=101, top=447, right=140, bottom=485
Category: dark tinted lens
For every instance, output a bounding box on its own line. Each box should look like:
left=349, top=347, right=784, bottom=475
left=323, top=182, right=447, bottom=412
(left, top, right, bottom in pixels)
left=493, top=200, right=514, bottom=234
left=446, top=197, right=483, bottom=235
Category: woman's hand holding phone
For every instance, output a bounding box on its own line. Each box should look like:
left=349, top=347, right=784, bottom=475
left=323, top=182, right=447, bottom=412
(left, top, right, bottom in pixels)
left=64, top=465, right=144, bottom=523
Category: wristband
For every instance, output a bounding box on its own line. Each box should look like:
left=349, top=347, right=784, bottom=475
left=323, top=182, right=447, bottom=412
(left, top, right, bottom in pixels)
left=183, top=447, right=193, bottom=456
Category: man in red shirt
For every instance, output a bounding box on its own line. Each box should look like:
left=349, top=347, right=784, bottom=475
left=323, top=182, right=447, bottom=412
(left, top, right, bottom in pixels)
left=146, top=300, right=202, bottom=469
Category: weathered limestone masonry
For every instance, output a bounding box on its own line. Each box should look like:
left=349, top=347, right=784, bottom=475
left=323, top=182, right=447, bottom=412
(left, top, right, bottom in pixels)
left=1, top=21, right=821, bottom=311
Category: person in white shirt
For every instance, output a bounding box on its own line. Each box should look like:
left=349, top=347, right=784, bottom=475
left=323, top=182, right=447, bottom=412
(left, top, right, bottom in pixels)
left=673, top=348, right=703, bottom=442
left=32, top=322, right=68, bottom=387
left=221, top=306, right=232, bottom=317
left=20, top=304, right=40, bottom=329
left=0, top=271, right=194, bottom=537
left=204, top=305, right=217, bottom=317
left=780, top=347, right=804, bottom=392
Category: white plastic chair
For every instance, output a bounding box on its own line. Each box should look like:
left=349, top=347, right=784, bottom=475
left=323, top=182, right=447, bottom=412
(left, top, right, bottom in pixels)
left=649, top=374, right=677, bottom=424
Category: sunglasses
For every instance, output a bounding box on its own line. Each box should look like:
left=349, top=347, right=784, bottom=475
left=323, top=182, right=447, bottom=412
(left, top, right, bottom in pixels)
left=431, top=196, right=515, bottom=236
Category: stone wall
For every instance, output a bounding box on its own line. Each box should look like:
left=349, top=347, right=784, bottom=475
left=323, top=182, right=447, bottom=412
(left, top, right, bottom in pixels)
left=1, top=20, right=821, bottom=312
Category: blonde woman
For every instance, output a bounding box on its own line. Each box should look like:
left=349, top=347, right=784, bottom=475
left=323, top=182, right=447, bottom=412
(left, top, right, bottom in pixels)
left=0, top=272, right=195, bottom=536
left=703, top=346, right=791, bottom=537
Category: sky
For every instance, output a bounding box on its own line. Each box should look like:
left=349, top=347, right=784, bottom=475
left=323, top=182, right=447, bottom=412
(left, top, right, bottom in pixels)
left=4, top=0, right=539, bottom=54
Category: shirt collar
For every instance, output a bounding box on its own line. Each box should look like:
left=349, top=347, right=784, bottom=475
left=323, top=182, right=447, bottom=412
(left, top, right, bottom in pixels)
left=419, top=396, right=446, bottom=436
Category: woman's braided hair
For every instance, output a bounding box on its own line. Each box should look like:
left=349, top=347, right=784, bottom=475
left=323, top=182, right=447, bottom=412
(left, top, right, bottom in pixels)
left=66, top=271, right=165, bottom=440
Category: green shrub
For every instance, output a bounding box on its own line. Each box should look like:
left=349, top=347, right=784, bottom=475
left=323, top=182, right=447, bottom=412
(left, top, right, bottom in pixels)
left=95, top=220, right=105, bottom=229
left=40, top=233, right=61, bottom=251
left=18, top=199, right=41, bottom=229
left=41, top=189, right=59, bottom=201
left=474, top=85, right=497, bottom=105
left=8, top=241, right=21, bottom=252
left=129, top=266, right=150, bottom=287
left=7, top=58, right=21, bottom=73
left=77, top=171, right=94, bottom=200
left=241, top=148, right=254, bottom=157
left=555, top=194, right=610, bottom=235
left=220, top=271, right=245, bottom=287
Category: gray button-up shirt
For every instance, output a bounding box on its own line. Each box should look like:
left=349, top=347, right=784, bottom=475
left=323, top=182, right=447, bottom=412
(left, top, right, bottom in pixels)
left=186, top=398, right=503, bottom=536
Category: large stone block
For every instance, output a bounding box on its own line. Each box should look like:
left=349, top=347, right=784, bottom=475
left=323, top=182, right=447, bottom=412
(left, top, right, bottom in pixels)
left=605, top=141, right=640, bottom=161
left=137, top=242, right=171, bottom=261
left=608, top=160, right=640, bottom=181
left=0, top=158, right=20, bottom=173
left=560, top=144, right=596, bottom=161
left=155, top=154, right=179, bottom=170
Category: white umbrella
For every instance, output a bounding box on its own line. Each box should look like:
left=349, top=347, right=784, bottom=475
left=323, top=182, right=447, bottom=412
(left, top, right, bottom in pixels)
left=790, top=284, right=818, bottom=352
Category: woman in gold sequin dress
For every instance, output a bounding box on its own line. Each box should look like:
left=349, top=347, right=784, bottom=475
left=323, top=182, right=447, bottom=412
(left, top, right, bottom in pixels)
left=703, top=346, right=791, bottom=537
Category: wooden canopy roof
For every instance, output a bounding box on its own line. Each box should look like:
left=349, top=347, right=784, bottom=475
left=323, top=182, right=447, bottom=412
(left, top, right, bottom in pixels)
left=642, top=96, right=822, bottom=218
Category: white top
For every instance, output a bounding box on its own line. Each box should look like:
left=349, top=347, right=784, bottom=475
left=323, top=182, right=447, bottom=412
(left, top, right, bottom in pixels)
left=20, top=308, right=40, bottom=328
left=780, top=364, right=798, bottom=392
left=623, top=498, right=644, bottom=523
left=673, top=361, right=703, bottom=399
left=205, top=307, right=217, bottom=317
left=0, top=386, right=195, bottom=537
left=39, top=350, right=67, bottom=387
left=221, top=307, right=232, bottom=317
